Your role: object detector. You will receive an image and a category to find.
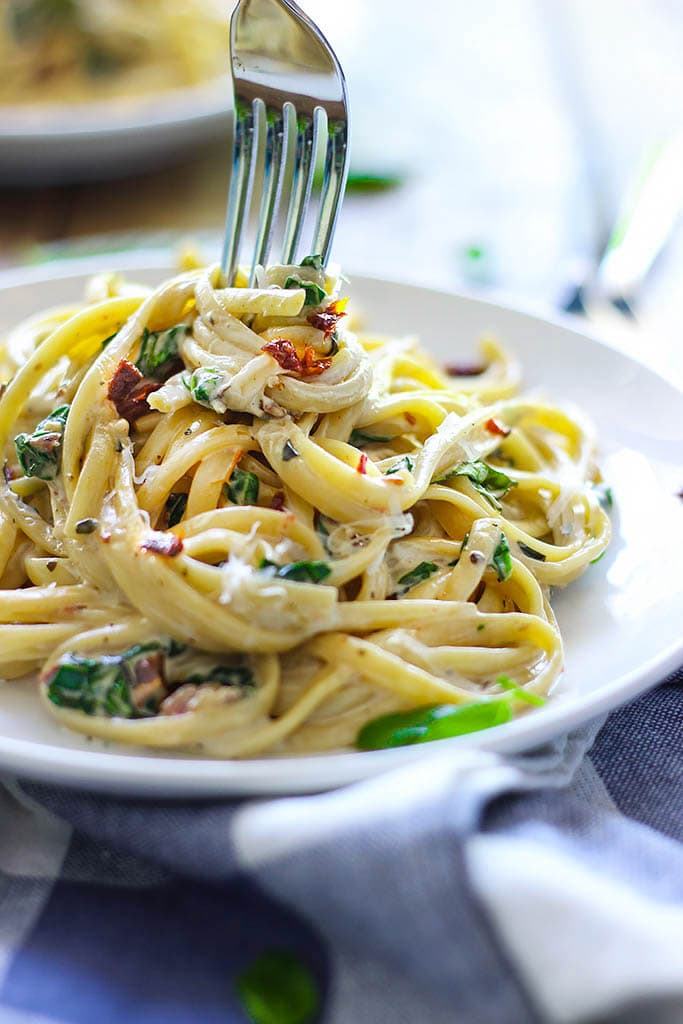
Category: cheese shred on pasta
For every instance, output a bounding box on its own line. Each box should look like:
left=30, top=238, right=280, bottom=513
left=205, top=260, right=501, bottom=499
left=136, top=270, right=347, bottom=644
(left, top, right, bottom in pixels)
left=0, top=263, right=611, bottom=757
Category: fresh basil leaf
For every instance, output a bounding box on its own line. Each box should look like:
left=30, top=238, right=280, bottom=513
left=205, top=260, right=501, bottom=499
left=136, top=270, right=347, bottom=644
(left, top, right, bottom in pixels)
left=385, top=455, right=414, bottom=476
left=236, top=949, right=320, bottom=1024
left=356, top=700, right=513, bottom=750
left=283, top=276, right=326, bottom=307
left=136, top=324, right=188, bottom=379
left=439, top=460, right=516, bottom=510
left=517, top=541, right=546, bottom=562
left=165, top=492, right=188, bottom=528
left=594, top=483, right=614, bottom=512
left=496, top=673, right=545, bottom=707
left=299, top=254, right=323, bottom=271
left=14, top=404, right=69, bottom=481
left=260, top=558, right=331, bottom=584
left=184, top=367, right=224, bottom=407
left=186, top=664, right=254, bottom=688
left=349, top=429, right=392, bottom=446
left=397, top=561, right=438, bottom=589
left=491, top=533, right=512, bottom=582
left=226, top=467, right=260, bottom=506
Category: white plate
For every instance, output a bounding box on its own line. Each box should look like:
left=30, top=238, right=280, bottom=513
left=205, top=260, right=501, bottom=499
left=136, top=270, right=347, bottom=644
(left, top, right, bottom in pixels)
left=0, top=80, right=229, bottom=185
left=0, top=254, right=681, bottom=796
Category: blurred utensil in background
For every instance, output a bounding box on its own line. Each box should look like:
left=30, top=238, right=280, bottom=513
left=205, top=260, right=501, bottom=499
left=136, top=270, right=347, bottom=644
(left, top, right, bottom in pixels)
left=222, top=0, right=349, bottom=284
left=561, top=129, right=683, bottom=321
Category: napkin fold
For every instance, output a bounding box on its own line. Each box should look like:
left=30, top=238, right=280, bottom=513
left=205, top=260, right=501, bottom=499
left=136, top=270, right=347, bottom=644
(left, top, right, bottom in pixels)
left=0, top=669, right=681, bottom=1024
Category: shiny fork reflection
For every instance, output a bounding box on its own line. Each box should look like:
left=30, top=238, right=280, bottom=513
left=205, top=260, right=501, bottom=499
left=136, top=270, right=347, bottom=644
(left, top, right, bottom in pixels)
left=222, top=0, right=350, bottom=285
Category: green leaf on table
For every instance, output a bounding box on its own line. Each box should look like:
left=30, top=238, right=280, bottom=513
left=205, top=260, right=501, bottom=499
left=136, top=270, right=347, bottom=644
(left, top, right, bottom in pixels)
left=236, top=949, right=320, bottom=1024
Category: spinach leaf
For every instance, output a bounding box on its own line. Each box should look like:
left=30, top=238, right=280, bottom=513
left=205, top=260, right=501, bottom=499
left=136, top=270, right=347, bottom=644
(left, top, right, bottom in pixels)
left=226, top=467, right=260, bottom=506
left=14, top=404, right=69, bottom=481
left=136, top=324, right=188, bottom=379
left=349, top=429, right=392, bottom=446
left=496, top=673, right=545, bottom=707
left=439, top=460, right=516, bottom=510
left=260, top=558, right=331, bottom=584
left=165, top=492, right=188, bottom=528
left=385, top=455, right=414, bottom=475
left=397, top=561, right=438, bottom=589
left=283, top=276, right=326, bottom=307
left=47, top=641, right=255, bottom=719
left=491, top=533, right=512, bottom=582
left=236, top=949, right=320, bottom=1024
left=299, top=254, right=323, bottom=271
left=594, top=483, right=614, bottom=512
left=184, top=367, right=225, bottom=407
left=357, top=700, right=513, bottom=750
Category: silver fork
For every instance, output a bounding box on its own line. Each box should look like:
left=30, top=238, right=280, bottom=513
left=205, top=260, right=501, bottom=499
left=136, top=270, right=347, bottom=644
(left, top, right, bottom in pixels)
left=221, top=0, right=350, bottom=286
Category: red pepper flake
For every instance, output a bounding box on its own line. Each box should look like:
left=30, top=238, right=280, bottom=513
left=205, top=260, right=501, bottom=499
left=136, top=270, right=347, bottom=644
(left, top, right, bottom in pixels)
left=108, top=360, right=162, bottom=425
left=485, top=417, right=511, bottom=437
left=271, top=491, right=286, bottom=511
left=140, top=532, right=184, bottom=557
left=445, top=362, right=486, bottom=377
left=357, top=452, right=368, bottom=475
left=262, top=339, right=332, bottom=377
left=307, top=298, right=348, bottom=339
left=404, top=412, right=417, bottom=426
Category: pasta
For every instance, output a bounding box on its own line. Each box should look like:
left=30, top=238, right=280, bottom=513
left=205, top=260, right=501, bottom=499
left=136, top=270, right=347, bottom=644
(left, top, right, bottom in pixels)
left=0, top=261, right=611, bottom=757
left=0, top=0, right=226, bottom=106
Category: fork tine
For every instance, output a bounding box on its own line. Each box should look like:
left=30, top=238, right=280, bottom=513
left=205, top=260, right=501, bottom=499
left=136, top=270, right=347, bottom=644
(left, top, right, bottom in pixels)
left=221, top=98, right=260, bottom=285
left=250, top=103, right=288, bottom=283
left=280, top=107, right=321, bottom=265
left=312, top=117, right=349, bottom=265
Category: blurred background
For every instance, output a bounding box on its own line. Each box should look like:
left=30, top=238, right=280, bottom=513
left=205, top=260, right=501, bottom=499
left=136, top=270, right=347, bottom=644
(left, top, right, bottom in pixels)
left=0, top=0, right=681, bottom=381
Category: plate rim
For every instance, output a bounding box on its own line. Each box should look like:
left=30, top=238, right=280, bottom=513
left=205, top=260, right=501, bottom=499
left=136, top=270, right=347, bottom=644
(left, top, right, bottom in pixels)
left=0, top=255, right=681, bottom=795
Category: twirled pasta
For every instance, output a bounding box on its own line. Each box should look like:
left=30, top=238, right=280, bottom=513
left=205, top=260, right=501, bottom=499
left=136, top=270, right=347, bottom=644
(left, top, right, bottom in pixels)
left=0, top=262, right=611, bottom=757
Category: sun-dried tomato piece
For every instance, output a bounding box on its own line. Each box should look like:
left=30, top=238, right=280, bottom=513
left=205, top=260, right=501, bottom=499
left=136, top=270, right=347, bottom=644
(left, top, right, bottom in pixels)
left=484, top=417, right=511, bottom=437
left=307, top=299, right=348, bottom=339
left=262, top=339, right=332, bottom=377
left=108, top=359, right=162, bottom=425
left=271, top=491, right=286, bottom=511
left=357, top=452, right=368, bottom=475
left=140, top=532, right=184, bottom=557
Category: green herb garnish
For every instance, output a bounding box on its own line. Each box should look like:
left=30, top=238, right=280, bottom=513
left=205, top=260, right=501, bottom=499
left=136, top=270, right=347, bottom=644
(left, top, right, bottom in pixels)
left=496, top=673, right=545, bottom=707
left=236, top=950, right=320, bottom=1024
left=283, top=276, right=326, bottom=307
left=47, top=641, right=254, bottom=719
left=299, top=254, right=323, bottom=271
left=184, top=367, right=225, bottom=408
left=136, top=324, right=188, bottom=379
left=594, top=484, right=614, bottom=512
left=8, top=0, right=77, bottom=42
left=491, top=533, right=512, bottom=582
left=356, top=700, right=513, bottom=750
left=385, top=455, right=414, bottom=476
left=439, top=460, right=517, bottom=510
left=260, top=558, right=331, bottom=584
left=349, top=429, right=392, bottom=446
left=165, top=493, right=187, bottom=528
left=590, top=550, right=606, bottom=565
left=14, top=404, right=69, bottom=481
left=226, top=467, right=260, bottom=506
left=397, top=561, right=438, bottom=589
